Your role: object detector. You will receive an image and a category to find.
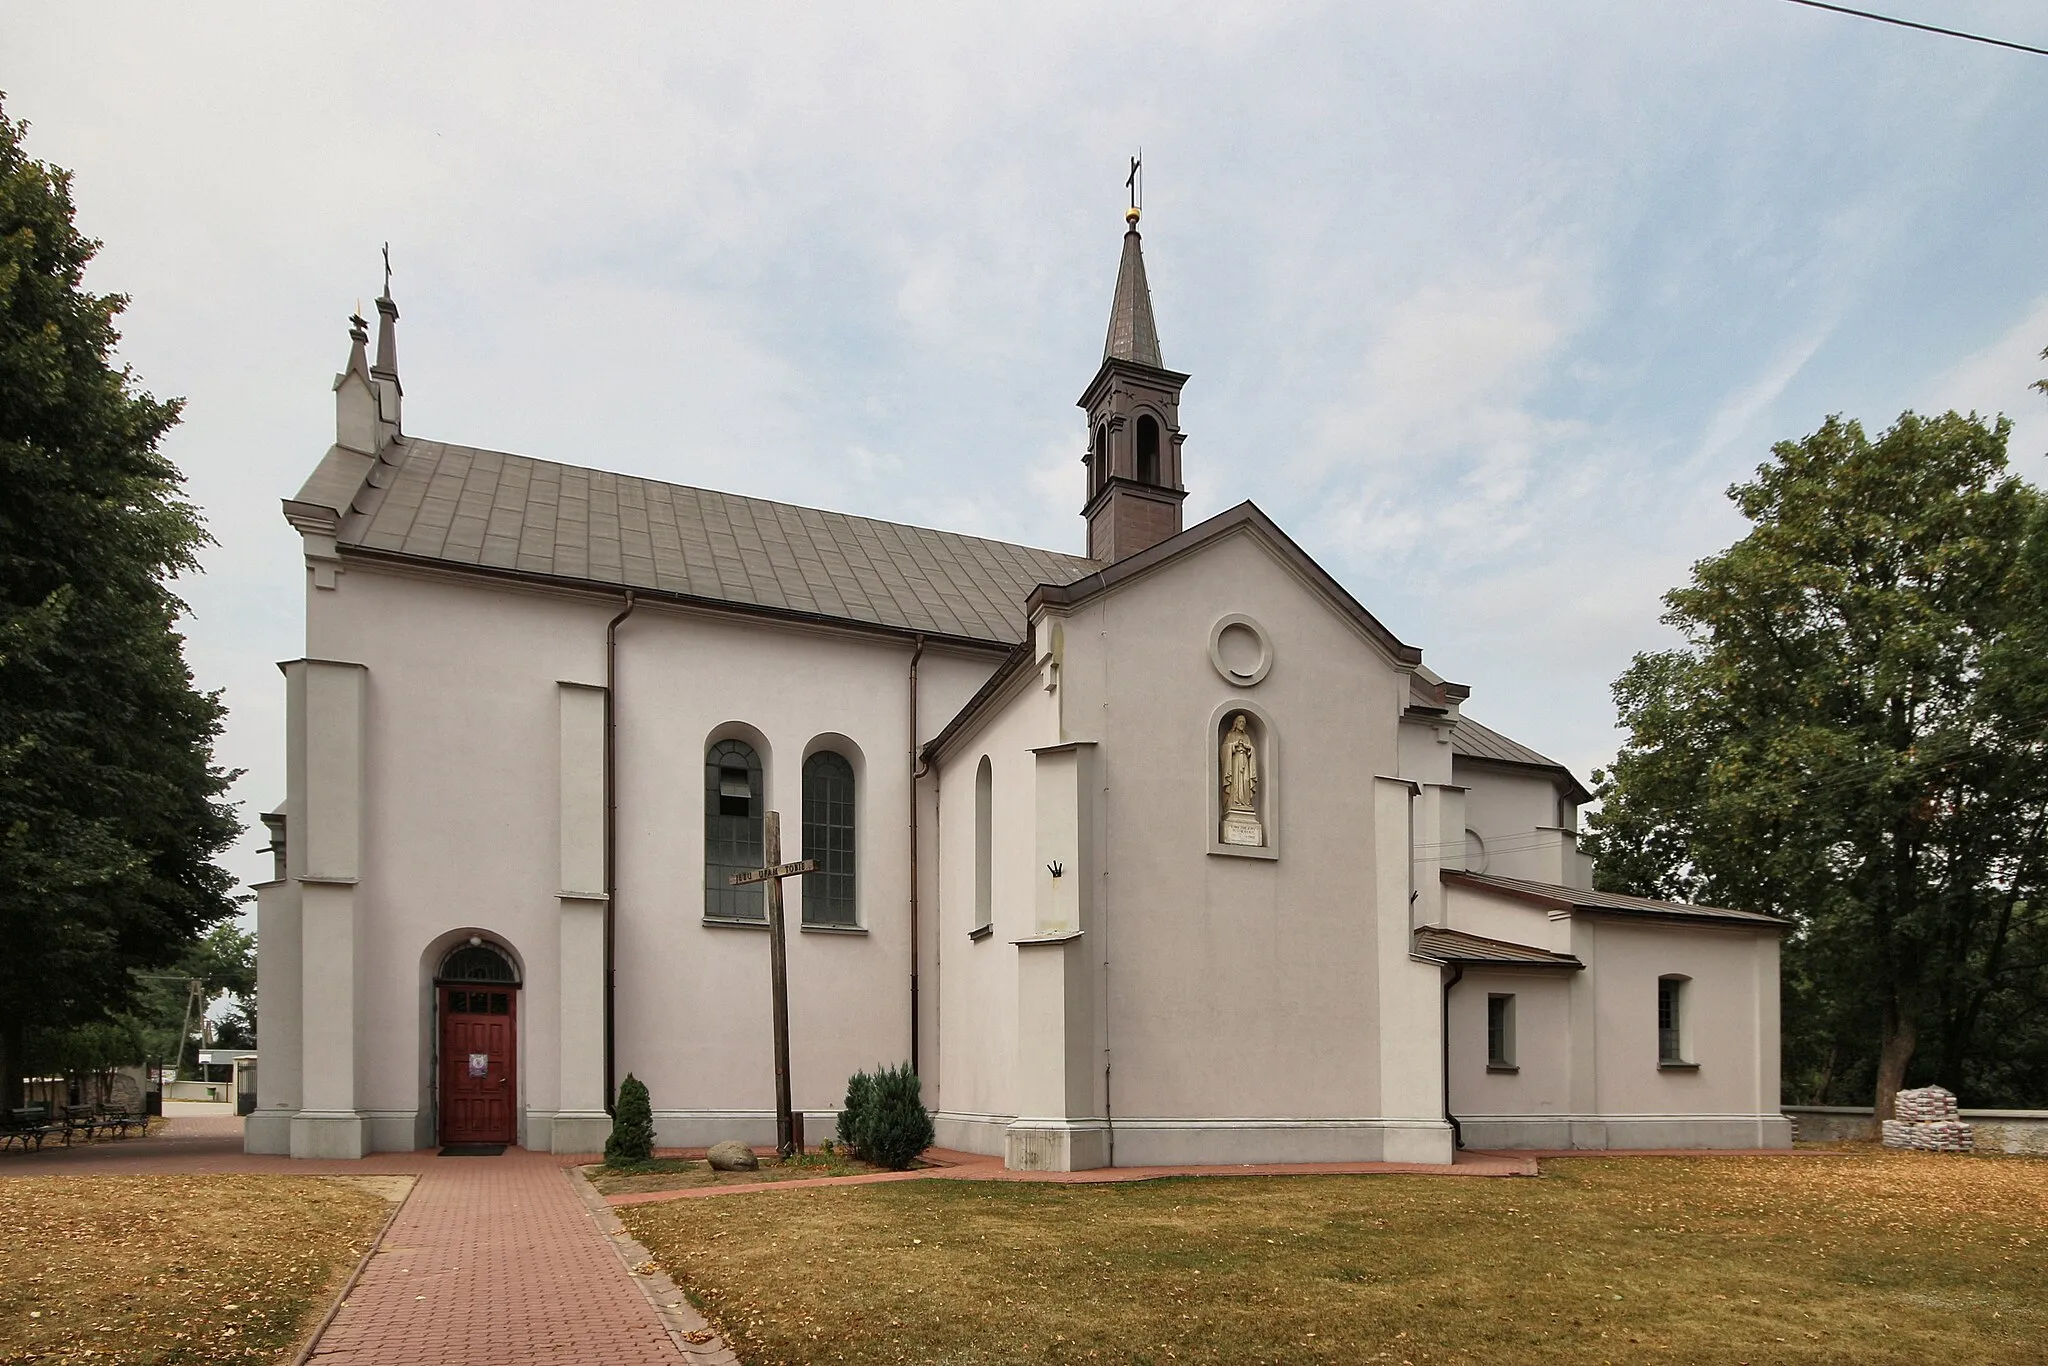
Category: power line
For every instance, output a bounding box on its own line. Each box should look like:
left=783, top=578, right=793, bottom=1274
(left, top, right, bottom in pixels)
left=1778, top=0, right=2048, bottom=57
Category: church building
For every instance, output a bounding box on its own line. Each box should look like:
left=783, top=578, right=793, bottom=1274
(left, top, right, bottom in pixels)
left=249, top=210, right=1791, bottom=1165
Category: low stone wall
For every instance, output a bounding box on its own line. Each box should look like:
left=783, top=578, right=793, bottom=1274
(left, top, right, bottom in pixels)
left=1785, top=1105, right=2048, bottom=1155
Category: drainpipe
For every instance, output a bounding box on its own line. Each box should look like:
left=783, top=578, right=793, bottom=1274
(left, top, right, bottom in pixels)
left=603, top=590, right=637, bottom=1113
left=1442, top=963, right=1464, bottom=1151
left=907, top=634, right=927, bottom=1075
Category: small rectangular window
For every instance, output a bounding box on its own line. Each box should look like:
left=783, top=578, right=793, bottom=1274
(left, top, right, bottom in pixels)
left=1658, top=978, right=1685, bottom=1064
left=718, top=766, right=752, bottom=817
left=449, top=991, right=468, bottom=1013
left=1486, top=993, right=1516, bottom=1069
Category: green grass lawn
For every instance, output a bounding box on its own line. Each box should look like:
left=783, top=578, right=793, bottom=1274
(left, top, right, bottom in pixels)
left=620, top=1150, right=2046, bottom=1365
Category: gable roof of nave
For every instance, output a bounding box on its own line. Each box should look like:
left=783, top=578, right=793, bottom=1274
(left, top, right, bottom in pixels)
left=321, top=437, right=1102, bottom=647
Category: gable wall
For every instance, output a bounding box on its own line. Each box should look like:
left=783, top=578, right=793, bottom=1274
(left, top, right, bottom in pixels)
left=1054, top=530, right=1417, bottom=1134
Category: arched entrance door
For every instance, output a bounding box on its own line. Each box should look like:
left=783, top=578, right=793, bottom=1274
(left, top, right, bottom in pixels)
left=436, top=941, right=519, bottom=1146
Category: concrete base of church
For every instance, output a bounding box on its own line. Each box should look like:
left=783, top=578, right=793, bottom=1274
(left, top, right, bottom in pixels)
left=244, top=1112, right=292, bottom=1155
left=946, top=1113, right=1457, bottom=1168
left=1457, top=1113, right=1794, bottom=1151
left=289, top=1112, right=367, bottom=1159
left=934, top=1111, right=1011, bottom=1157
left=649, top=1109, right=841, bottom=1151
left=547, top=1111, right=615, bottom=1155
left=1004, top=1120, right=1111, bottom=1172
left=1105, top=1117, right=1456, bottom=1167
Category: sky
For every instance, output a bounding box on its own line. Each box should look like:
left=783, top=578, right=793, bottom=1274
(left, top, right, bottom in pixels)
left=6, top=1, right=2047, bottom=900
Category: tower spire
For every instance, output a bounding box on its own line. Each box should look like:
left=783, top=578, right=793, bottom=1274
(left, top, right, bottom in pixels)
left=1078, top=177, right=1189, bottom=563
left=1103, top=168, right=1162, bottom=367
left=370, top=244, right=403, bottom=438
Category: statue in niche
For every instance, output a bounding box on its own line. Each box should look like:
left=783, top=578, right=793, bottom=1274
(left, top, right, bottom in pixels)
left=1219, top=713, right=1264, bottom=847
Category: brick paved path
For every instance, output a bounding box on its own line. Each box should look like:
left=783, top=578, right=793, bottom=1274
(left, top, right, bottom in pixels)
left=308, top=1150, right=686, bottom=1365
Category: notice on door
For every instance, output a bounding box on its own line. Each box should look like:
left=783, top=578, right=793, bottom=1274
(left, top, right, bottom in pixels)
left=468, top=1053, right=489, bottom=1078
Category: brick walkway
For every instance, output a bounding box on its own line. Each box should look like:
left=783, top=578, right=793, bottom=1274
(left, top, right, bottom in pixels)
left=309, top=1149, right=686, bottom=1365
left=1, top=1120, right=702, bottom=1364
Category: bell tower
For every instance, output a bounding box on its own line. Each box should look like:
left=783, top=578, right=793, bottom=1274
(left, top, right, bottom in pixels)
left=1080, top=205, right=1189, bottom=562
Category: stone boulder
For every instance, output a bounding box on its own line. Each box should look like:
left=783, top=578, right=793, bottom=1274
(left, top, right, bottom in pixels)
left=706, top=1140, right=759, bottom=1171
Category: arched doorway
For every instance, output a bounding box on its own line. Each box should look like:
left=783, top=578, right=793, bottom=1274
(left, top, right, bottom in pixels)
left=436, top=940, right=520, bottom=1146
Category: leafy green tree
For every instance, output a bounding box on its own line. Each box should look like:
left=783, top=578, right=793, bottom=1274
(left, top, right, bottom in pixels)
left=0, top=98, right=240, bottom=1109
left=1585, top=411, right=2048, bottom=1116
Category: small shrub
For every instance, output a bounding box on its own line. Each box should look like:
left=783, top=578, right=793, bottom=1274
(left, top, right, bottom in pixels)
left=855, top=1062, right=934, bottom=1170
left=837, top=1069, right=876, bottom=1152
left=605, top=1073, right=656, bottom=1167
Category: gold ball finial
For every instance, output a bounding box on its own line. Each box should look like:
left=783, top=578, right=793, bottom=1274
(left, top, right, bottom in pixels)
left=1125, top=206, right=1141, bottom=226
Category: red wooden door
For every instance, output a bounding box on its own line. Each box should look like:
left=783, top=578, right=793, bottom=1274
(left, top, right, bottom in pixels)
left=440, top=986, right=517, bottom=1145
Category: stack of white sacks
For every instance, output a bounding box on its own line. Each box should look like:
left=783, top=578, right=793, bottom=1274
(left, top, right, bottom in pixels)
left=1881, top=1085, right=1974, bottom=1152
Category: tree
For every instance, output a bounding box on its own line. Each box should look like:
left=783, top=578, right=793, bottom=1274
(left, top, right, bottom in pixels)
left=0, top=98, right=240, bottom=1110
left=1584, top=411, right=2048, bottom=1117
left=605, top=1074, right=655, bottom=1166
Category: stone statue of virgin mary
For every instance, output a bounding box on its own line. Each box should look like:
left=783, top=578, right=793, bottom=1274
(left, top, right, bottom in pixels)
left=1219, top=713, right=1263, bottom=846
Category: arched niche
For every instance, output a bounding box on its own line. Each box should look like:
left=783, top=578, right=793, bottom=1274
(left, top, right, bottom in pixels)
left=415, top=927, right=529, bottom=1149
left=1207, top=698, right=1279, bottom=861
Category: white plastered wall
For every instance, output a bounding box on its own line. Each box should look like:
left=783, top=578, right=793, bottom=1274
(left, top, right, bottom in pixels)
left=279, top=558, right=995, bottom=1154
left=991, top=526, right=1450, bottom=1165
left=1444, top=882, right=1789, bottom=1150
left=930, top=674, right=1059, bottom=1156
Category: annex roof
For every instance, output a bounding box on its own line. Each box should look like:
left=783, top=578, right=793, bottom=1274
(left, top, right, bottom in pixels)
left=1450, top=716, right=1593, bottom=804
left=1444, top=871, right=1787, bottom=930
left=323, top=438, right=1100, bottom=647
left=1411, top=926, right=1583, bottom=970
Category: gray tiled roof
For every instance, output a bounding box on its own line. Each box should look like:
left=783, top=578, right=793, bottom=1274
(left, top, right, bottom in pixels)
left=1451, top=716, right=1592, bottom=802
left=1445, top=871, right=1787, bottom=928
left=338, top=439, right=1100, bottom=645
left=1412, top=925, right=1582, bottom=969
left=1451, top=716, right=1565, bottom=770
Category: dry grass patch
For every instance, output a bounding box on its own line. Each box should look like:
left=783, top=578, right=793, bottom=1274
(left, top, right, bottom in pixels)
left=586, top=1152, right=883, bottom=1197
left=0, top=1173, right=397, bottom=1365
left=620, top=1151, right=2046, bottom=1365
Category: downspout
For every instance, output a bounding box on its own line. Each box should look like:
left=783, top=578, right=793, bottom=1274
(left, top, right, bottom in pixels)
left=908, top=634, right=927, bottom=1075
left=1442, top=963, right=1464, bottom=1151
left=603, top=590, right=637, bottom=1113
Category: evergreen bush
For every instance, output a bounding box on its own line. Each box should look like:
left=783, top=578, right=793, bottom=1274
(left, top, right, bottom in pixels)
left=854, top=1062, right=934, bottom=1170
left=605, top=1073, right=655, bottom=1166
left=837, top=1068, right=875, bottom=1151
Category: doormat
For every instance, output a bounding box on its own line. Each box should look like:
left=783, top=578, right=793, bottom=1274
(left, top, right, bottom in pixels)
left=439, top=1143, right=507, bottom=1157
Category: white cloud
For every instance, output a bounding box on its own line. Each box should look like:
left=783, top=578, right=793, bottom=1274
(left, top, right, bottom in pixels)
left=1928, top=293, right=2048, bottom=471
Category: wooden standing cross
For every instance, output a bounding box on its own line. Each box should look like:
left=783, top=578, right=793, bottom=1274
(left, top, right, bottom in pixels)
left=729, top=810, right=817, bottom=1158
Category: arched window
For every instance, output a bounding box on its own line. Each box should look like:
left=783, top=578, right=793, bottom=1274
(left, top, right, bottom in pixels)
left=1093, top=422, right=1110, bottom=493
left=1135, top=415, right=1160, bottom=485
left=705, top=738, right=764, bottom=920
left=974, top=756, right=994, bottom=933
left=437, top=942, right=519, bottom=984
left=802, top=750, right=857, bottom=926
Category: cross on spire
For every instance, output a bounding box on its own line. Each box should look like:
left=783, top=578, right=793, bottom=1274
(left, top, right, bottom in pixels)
left=1125, top=152, right=1143, bottom=222
left=381, top=241, right=392, bottom=299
